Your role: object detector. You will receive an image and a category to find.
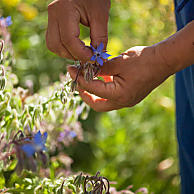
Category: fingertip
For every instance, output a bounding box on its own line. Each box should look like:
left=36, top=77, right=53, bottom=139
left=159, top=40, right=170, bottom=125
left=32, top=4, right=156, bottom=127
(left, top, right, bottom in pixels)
left=90, top=39, right=108, bottom=51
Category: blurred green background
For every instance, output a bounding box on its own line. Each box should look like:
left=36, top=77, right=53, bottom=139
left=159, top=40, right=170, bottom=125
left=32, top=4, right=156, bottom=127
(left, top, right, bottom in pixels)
left=0, top=0, right=179, bottom=193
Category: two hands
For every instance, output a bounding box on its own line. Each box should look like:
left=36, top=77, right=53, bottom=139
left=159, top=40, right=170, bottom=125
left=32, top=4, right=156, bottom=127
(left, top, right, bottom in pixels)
left=67, top=46, right=170, bottom=112
left=46, top=0, right=194, bottom=112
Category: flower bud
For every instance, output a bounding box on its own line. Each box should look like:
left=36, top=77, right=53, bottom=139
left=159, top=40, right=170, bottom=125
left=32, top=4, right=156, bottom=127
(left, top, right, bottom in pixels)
left=0, top=40, right=4, bottom=63
left=68, top=98, right=75, bottom=110
left=0, top=52, right=3, bottom=63
left=60, top=90, right=67, bottom=104
left=71, top=81, right=77, bottom=92
left=80, top=104, right=90, bottom=120
left=0, top=75, right=6, bottom=91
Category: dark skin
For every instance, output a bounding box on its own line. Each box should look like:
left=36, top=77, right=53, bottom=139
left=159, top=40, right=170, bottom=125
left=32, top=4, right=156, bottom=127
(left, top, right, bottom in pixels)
left=46, top=0, right=194, bottom=112
left=46, top=0, right=110, bottom=61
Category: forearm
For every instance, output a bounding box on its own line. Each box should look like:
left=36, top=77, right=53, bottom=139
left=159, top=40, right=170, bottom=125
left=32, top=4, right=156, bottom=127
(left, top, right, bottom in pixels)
left=155, top=20, right=194, bottom=75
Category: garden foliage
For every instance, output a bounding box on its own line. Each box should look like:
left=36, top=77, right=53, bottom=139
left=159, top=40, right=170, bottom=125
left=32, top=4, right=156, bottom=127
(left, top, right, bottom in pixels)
left=0, top=0, right=179, bottom=193
left=0, top=15, right=149, bottom=194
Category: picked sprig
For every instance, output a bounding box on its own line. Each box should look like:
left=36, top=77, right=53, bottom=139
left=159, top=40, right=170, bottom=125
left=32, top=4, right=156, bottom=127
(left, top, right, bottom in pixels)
left=71, top=42, right=111, bottom=91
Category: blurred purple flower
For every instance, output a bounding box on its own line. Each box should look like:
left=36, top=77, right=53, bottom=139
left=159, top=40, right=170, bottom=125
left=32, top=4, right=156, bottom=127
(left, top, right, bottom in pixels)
left=58, top=130, right=77, bottom=142
left=22, top=131, right=48, bottom=157
left=69, top=131, right=77, bottom=138
left=90, top=42, right=111, bottom=66
left=0, top=16, right=12, bottom=27
left=58, top=132, right=65, bottom=142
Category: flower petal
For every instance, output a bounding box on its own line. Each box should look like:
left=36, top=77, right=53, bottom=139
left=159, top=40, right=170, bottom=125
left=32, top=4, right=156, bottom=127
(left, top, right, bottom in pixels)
left=43, top=132, right=48, bottom=144
left=90, top=55, right=97, bottom=61
left=90, top=44, right=96, bottom=52
left=34, top=131, right=42, bottom=145
left=97, top=57, right=103, bottom=66
left=101, top=52, right=111, bottom=59
left=6, top=16, right=12, bottom=26
left=22, top=144, right=36, bottom=157
left=97, top=42, right=104, bottom=52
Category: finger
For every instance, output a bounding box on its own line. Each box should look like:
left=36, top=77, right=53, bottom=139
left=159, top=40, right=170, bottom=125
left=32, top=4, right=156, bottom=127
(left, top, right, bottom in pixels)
left=98, top=56, right=123, bottom=76
left=46, top=4, right=74, bottom=59
left=90, top=13, right=109, bottom=50
left=79, top=90, right=122, bottom=112
left=89, top=0, right=110, bottom=49
left=57, top=2, right=92, bottom=62
left=68, top=66, right=120, bottom=100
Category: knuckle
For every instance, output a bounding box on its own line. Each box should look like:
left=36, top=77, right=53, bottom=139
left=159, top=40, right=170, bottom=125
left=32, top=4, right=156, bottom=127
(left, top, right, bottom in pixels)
left=46, top=40, right=67, bottom=57
left=46, top=34, right=71, bottom=58
left=48, top=2, right=55, bottom=13
left=48, top=0, right=58, bottom=12
left=61, top=36, right=74, bottom=48
left=46, top=38, right=55, bottom=53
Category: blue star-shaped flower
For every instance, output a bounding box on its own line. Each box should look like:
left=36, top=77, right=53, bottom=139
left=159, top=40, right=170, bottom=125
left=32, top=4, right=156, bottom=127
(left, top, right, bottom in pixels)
left=0, top=16, right=12, bottom=27
left=90, top=42, right=111, bottom=66
left=22, top=131, right=48, bottom=157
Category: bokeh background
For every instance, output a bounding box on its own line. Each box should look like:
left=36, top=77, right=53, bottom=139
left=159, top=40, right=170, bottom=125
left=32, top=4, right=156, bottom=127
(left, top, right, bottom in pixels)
left=0, top=0, right=179, bottom=193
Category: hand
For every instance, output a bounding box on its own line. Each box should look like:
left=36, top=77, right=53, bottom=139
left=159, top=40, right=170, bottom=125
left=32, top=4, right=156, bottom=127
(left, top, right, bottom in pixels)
left=68, top=46, right=172, bottom=112
left=46, top=0, right=111, bottom=62
left=68, top=21, right=194, bottom=112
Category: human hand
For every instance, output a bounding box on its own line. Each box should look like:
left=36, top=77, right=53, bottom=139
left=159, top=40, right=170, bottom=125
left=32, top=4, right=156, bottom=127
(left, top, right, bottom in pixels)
left=46, top=0, right=111, bottom=62
left=68, top=46, right=173, bottom=112
left=68, top=21, right=194, bottom=112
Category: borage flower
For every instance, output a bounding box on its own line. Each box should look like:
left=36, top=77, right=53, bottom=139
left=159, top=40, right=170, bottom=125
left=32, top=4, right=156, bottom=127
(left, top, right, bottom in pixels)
left=0, top=16, right=12, bottom=27
left=22, top=130, right=47, bottom=157
left=90, top=42, right=111, bottom=66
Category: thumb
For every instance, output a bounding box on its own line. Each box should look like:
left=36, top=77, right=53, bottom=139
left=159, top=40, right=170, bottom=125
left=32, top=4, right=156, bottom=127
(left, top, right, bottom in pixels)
left=99, top=56, right=123, bottom=76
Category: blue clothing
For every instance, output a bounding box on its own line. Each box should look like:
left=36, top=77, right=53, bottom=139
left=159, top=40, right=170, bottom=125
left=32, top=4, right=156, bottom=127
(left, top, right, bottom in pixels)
left=174, top=0, right=194, bottom=193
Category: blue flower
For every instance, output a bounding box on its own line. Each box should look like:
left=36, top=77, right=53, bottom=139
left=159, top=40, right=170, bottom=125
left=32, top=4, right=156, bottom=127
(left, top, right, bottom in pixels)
left=0, top=16, right=12, bottom=27
left=22, top=131, right=48, bottom=157
left=90, top=42, right=111, bottom=66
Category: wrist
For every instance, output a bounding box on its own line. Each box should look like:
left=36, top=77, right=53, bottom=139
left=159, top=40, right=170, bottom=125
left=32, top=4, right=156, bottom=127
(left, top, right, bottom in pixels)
left=143, top=45, right=173, bottom=81
left=153, top=20, right=194, bottom=76
left=153, top=42, right=180, bottom=77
